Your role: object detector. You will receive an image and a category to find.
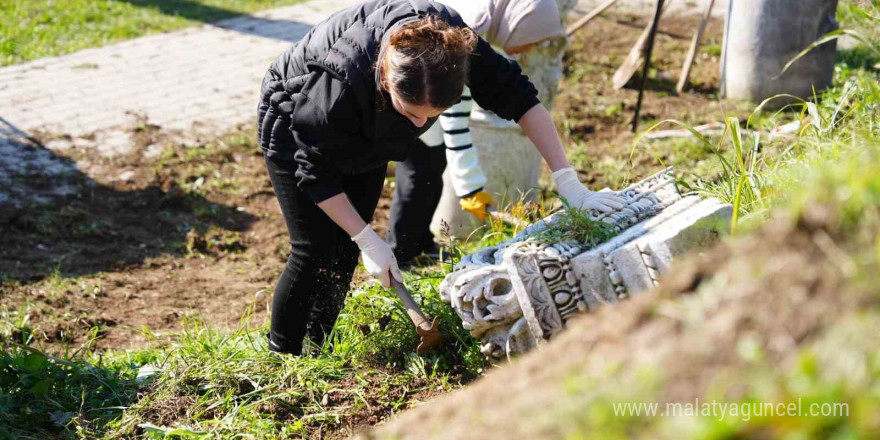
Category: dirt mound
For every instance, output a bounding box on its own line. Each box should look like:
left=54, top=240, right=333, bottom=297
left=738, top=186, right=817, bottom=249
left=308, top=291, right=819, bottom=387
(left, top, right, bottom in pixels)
left=360, top=204, right=877, bottom=439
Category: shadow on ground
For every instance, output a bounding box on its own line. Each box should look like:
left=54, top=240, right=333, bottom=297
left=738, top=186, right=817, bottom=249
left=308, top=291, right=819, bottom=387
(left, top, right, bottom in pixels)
left=110, top=0, right=313, bottom=42
left=837, top=45, right=880, bottom=71
left=0, top=119, right=257, bottom=282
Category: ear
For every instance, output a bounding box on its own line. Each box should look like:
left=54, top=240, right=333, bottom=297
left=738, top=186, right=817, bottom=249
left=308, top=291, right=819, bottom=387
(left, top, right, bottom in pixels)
left=377, top=57, right=387, bottom=91
left=375, top=46, right=387, bottom=90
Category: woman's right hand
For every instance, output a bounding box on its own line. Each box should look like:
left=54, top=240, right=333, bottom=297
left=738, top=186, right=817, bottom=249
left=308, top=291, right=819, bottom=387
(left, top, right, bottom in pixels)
left=460, top=190, right=493, bottom=221
left=351, top=225, right=403, bottom=288
left=316, top=193, right=403, bottom=288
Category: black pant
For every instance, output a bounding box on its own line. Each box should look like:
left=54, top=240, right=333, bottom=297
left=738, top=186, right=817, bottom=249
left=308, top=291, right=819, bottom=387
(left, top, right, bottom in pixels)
left=264, top=154, right=386, bottom=354
left=386, top=140, right=447, bottom=262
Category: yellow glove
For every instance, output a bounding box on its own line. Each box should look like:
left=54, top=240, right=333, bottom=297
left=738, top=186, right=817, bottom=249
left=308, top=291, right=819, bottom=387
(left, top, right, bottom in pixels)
left=460, top=191, right=493, bottom=221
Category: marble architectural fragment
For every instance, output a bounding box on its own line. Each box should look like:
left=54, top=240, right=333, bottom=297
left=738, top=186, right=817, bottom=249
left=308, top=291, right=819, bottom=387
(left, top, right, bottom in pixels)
left=439, top=168, right=732, bottom=361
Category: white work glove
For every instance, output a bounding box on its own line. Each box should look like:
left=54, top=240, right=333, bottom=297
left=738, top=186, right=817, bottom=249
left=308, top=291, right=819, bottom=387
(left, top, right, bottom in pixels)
left=351, top=225, right=403, bottom=288
left=552, top=167, right=625, bottom=213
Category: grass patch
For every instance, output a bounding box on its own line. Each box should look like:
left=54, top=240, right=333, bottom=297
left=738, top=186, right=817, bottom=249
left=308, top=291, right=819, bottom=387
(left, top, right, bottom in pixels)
left=1, top=251, right=488, bottom=439
left=0, top=343, right=156, bottom=439
left=1, top=0, right=305, bottom=66
left=631, top=0, right=880, bottom=231
left=533, top=202, right=617, bottom=247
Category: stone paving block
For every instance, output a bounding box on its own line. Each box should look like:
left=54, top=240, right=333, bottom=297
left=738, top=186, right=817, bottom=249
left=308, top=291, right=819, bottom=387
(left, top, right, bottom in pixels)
left=0, top=0, right=357, bottom=139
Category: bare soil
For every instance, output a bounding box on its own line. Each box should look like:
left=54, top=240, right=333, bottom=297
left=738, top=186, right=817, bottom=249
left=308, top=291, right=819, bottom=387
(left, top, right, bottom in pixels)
left=554, top=13, right=745, bottom=188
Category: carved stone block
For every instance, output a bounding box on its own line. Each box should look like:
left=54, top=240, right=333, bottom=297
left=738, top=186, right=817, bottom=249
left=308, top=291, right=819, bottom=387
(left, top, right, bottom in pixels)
left=439, top=168, right=733, bottom=361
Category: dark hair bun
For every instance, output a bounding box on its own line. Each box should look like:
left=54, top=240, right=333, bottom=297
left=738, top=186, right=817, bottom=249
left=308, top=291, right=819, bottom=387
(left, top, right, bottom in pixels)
left=381, top=15, right=477, bottom=109
left=390, top=15, right=477, bottom=58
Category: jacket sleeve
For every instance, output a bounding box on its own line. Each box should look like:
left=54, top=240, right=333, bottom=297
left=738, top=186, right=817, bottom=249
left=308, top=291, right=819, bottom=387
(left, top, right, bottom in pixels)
left=288, top=70, right=362, bottom=203
left=466, top=37, right=541, bottom=122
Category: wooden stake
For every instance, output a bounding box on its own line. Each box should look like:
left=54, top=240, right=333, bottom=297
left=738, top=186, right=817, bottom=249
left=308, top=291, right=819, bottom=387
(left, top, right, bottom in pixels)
left=631, top=0, right=665, bottom=133
left=676, top=0, right=717, bottom=94
left=566, top=0, right=620, bottom=36
left=612, top=0, right=674, bottom=90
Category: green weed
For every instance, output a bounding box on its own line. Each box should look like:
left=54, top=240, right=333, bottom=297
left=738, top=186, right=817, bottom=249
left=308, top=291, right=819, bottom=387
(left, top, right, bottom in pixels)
left=0, top=342, right=153, bottom=439
left=533, top=197, right=617, bottom=247
left=632, top=116, right=765, bottom=232
left=703, top=43, right=722, bottom=57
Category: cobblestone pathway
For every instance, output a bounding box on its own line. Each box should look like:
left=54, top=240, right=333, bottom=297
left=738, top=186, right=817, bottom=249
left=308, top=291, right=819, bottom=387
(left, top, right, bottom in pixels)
left=0, top=0, right=358, bottom=205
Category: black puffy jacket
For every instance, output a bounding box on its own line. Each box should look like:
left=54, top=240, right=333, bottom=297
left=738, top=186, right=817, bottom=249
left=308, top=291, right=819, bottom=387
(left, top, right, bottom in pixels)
left=257, top=0, right=540, bottom=203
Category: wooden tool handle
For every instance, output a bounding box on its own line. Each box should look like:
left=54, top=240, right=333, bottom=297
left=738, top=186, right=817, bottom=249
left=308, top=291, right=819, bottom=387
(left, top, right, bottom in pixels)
left=676, top=0, right=716, bottom=94
left=391, top=279, right=431, bottom=331
left=566, top=0, right=620, bottom=36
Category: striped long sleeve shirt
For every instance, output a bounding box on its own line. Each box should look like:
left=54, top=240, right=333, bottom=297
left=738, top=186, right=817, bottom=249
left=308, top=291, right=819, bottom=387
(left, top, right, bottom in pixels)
left=419, top=87, right=488, bottom=197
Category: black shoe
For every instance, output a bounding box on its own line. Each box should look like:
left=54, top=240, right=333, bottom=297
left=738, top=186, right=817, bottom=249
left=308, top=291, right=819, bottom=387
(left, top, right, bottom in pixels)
left=267, top=332, right=303, bottom=356
left=397, top=243, right=448, bottom=269
left=420, top=242, right=442, bottom=260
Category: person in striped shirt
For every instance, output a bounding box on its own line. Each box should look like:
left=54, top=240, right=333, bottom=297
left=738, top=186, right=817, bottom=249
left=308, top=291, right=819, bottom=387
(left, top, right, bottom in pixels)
left=386, top=0, right=568, bottom=265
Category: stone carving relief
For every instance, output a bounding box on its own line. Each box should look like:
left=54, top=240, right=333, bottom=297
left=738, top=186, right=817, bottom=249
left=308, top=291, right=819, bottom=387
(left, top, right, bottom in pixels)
left=439, top=168, right=733, bottom=361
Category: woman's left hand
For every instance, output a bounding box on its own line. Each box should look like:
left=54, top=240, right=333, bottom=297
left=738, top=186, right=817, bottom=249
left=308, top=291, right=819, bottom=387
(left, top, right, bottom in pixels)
left=552, top=167, right=625, bottom=213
